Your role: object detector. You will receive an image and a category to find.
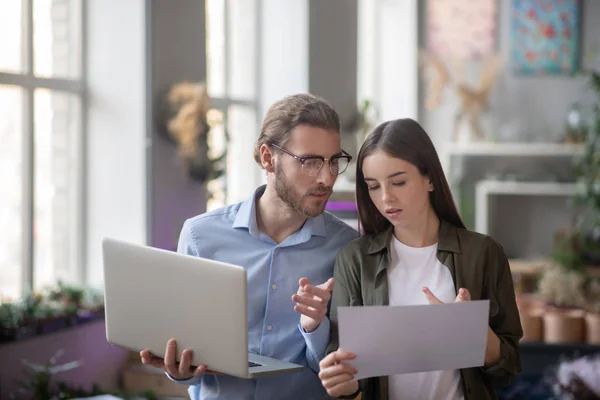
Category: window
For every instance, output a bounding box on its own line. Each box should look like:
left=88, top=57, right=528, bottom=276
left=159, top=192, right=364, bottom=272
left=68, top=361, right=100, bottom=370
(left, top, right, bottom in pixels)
left=205, top=0, right=261, bottom=210
left=0, top=0, right=84, bottom=300
left=357, top=0, right=418, bottom=123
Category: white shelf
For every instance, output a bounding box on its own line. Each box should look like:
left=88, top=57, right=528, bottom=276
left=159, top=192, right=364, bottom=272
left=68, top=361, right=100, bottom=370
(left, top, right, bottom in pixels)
left=441, top=142, right=584, bottom=157
left=475, top=180, right=579, bottom=234
left=440, top=142, right=584, bottom=212
left=476, top=180, right=579, bottom=197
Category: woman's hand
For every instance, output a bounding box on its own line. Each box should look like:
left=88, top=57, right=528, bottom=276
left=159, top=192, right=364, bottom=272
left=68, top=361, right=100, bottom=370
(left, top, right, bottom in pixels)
left=318, top=349, right=359, bottom=398
left=422, top=286, right=471, bottom=304
left=422, top=286, right=501, bottom=366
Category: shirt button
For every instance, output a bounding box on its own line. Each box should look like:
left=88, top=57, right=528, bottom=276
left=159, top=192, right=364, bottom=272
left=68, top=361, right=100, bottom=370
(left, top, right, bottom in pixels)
left=271, top=284, right=277, bottom=290
left=267, top=325, right=273, bottom=331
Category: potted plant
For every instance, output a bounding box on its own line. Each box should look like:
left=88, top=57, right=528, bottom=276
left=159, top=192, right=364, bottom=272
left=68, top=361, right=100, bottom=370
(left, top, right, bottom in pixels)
left=583, top=278, right=600, bottom=344
left=19, top=292, right=43, bottom=338
left=585, top=302, right=600, bottom=345
left=47, top=281, right=87, bottom=327
left=34, top=300, right=71, bottom=335
left=536, top=231, right=588, bottom=343
left=48, top=281, right=84, bottom=309
left=11, top=349, right=83, bottom=400
left=516, top=293, right=546, bottom=342
left=74, top=287, right=105, bottom=323
left=0, top=302, right=23, bottom=343
left=537, top=264, right=587, bottom=343
left=11, top=349, right=158, bottom=400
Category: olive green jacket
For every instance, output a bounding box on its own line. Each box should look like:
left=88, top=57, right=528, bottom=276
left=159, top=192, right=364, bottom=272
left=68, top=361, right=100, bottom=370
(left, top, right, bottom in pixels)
left=327, top=220, right=523, bottom=400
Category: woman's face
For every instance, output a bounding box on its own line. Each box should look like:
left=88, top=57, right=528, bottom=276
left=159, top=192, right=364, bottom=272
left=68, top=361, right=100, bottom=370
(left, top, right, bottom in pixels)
left=362, top=150, right=432, bottom=229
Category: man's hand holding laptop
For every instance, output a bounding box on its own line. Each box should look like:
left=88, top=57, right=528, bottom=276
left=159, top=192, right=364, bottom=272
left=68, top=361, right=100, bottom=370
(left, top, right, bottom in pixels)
left=140, top=338, right=222, bottom=380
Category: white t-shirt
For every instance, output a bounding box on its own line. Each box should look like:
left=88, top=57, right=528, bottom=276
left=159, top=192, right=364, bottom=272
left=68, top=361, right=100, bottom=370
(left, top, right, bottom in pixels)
left=387, top=236, right=464, bottom=400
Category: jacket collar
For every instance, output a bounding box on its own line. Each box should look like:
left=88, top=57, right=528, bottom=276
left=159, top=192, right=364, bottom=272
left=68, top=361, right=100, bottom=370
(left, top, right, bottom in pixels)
left=366, top=219, right=461, bottom=255
left=369, top=219, right=461, bottom=279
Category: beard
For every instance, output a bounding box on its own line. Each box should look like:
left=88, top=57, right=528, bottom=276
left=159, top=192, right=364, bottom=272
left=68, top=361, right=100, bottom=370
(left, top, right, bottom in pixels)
left=274, top=163, right=332, bottom=218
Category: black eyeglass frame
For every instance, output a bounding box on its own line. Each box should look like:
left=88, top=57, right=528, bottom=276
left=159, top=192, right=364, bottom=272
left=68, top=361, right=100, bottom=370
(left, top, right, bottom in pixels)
left=269, top=143, right=353, bottom=175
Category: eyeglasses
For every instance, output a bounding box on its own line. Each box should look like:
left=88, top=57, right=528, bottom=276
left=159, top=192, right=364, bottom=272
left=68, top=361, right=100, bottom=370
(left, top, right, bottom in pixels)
left=270, top=143, right=352, bottom=176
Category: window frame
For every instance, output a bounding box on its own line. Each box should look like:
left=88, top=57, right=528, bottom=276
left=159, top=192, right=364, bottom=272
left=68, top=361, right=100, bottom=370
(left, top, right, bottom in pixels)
left=0, top=0, right=87, bottom=298
left=205, top=0, right=263, bottom=208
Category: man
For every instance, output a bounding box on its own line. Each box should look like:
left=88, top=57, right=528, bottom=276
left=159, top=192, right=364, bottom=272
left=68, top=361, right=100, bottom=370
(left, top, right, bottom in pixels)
left=140, top=93, right=359, bottom=399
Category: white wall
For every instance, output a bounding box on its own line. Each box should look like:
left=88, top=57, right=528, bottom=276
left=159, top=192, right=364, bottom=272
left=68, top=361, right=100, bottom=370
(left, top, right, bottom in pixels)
left=421, top=0, right=600, bottom=144
left=86, top=0, right=148, bottom=287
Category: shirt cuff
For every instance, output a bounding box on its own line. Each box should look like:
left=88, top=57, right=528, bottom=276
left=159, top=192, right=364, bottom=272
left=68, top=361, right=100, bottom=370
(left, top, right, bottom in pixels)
left=298, top=317, right=331, bottom=358
left=164, top=371, right=202, bottom=385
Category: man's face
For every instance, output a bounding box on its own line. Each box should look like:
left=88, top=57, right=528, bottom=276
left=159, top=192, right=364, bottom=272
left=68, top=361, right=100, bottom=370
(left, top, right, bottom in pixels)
left=273, top=125, right=342, bottom=218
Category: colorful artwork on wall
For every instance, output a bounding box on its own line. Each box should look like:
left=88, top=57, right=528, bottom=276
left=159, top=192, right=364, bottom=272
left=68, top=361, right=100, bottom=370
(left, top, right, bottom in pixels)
left=427, top=0, right=497, bottom=59
left=511, top=0, right=580, bottom=75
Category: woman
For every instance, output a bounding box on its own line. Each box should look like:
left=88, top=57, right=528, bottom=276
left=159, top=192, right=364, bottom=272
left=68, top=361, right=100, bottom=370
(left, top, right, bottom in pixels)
left=318, top=119, right=522, bottom=400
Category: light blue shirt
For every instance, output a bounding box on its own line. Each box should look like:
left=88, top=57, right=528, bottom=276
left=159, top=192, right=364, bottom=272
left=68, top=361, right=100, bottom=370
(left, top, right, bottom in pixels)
left=170, top=185, right=358, bottom=400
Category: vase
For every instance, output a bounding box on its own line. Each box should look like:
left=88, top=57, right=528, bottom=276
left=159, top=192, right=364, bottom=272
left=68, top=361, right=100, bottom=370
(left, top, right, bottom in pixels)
left=585, top=312, right=600, bottom=344
left=543, top=308, right=585, bottom=343
left=516, top=294, right=546, bottom=342
left=563, top=103, right=588, bottom=143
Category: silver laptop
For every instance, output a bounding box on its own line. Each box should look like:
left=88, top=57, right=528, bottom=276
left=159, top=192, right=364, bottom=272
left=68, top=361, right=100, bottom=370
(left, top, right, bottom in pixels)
left=102, top=237, right=304, bottom=379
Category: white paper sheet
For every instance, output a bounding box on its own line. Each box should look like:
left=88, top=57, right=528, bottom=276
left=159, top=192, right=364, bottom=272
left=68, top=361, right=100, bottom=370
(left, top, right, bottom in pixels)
left=338, top=300, right=490, bottom=379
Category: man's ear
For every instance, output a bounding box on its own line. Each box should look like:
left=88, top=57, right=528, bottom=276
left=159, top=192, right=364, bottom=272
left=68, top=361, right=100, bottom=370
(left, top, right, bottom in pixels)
left=260, top=144, right=276, bottom=173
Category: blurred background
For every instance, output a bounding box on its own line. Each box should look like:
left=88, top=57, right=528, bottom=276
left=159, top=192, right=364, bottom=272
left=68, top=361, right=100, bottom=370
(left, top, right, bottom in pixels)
left=1, top=0, right=600, bottom=399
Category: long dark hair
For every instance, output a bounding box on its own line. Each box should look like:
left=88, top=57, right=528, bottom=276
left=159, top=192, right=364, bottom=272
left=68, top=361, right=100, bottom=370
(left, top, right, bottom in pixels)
left=356, top=118, right=466, bottom=235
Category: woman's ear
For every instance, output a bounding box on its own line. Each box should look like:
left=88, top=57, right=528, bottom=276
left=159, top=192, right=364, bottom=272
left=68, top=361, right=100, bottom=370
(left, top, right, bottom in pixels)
left=428, top=178, right=434, bottom=192
left=260, top=144, right=276, bottom=173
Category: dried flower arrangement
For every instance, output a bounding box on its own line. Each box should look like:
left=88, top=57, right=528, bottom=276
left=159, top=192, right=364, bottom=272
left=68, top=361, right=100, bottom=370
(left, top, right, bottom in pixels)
left=419, top=51, right=504, bottom=142
left=158, top=81, right=228, bottom=183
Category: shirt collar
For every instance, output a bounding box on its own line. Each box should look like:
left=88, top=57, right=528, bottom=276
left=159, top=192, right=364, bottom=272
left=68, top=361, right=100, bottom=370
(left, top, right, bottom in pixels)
left=232, top=185, right=264, bottom=237
left=301, top=213, right=327, bottom=238
left=232, top=185, right=327, bottom=239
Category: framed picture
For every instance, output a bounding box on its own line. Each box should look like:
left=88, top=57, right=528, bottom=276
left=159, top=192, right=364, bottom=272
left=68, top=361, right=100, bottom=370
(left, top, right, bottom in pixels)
left=511, top=0, right=580, bottom=75
left=427, top=0, right=497, bottom=59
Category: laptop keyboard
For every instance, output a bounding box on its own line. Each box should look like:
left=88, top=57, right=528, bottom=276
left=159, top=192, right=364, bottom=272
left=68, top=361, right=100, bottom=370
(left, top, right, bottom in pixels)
left=249, top=361, right=263, bottom=368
